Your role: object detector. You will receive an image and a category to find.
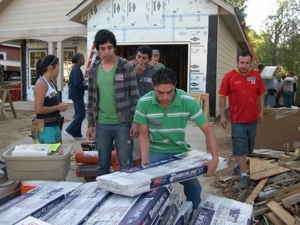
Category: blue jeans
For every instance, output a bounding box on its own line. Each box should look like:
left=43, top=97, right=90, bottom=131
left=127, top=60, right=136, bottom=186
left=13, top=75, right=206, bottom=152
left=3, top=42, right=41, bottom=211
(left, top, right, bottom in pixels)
left=231, top=121, right=257, bottom=156
left=96, top=122, right=133, bottom=175
left=66, top=99, right=86, bottom=137
left=149, top=152, right=201, bottom=209
left=283, top=91, right=293, bottom=108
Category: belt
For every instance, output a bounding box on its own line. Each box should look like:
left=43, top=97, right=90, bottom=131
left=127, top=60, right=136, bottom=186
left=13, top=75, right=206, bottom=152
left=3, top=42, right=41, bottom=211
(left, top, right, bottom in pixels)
left=42, top=115, right=61, bottom=123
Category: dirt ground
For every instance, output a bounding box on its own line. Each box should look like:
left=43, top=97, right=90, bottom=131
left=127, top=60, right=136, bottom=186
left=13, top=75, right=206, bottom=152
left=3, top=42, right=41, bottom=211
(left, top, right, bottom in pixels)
left=0, top=108, right=255, bottom=202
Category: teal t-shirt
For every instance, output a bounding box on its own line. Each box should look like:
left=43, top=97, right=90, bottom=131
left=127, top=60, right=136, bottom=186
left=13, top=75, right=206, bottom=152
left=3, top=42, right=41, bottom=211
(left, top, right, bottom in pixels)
left=134, top=89, right=207, bottom=153
left=97, top=61, right=119, bottom=124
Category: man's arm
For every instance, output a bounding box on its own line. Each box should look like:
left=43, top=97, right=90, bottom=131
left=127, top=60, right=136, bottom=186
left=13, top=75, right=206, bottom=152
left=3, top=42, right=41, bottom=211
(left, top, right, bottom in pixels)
left=258, top=94, right=264, bottom=122
left=219, top=96, right=227, bottom=128
left=138, top=124, right=150, bottom=165
left=199, top=122, right=219, bottom=177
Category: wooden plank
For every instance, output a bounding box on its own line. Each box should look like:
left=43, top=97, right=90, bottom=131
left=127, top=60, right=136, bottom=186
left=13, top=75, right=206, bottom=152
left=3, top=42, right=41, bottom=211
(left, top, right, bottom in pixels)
left=267, top=183, right=300, bottom=200
left=282, top=193, right=300, bottom=208
left=270, top=189, right=300, bottom=203
left=249, top=158, right=290, bottom=180
left=267, top=201, right=296, bottom=225
left=290, top=152, right=300, bottom=162
left=245, top=178, right=268, bottom=204
left=266, top=212, right=285, bottom=225
left=189, top=93, right=210, bottom=124
left=0, top=90, right=17, bottom=119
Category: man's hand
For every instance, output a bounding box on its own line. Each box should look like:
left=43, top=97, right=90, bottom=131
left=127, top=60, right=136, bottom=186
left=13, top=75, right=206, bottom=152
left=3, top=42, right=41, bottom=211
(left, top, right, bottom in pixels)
left=203, top=158, right=219, bottom=177
left=130, top=123, right=139, bottom=139
left=220, top=116, right=227, bottom=129
left=135, top=63, right=146, bottom=75
left=86, top=126, right=95, bottom=140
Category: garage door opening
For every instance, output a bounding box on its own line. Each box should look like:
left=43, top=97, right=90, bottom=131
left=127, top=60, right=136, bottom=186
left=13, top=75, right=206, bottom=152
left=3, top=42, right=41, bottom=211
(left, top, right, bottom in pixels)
left=116, top=44, right=189, bottom=91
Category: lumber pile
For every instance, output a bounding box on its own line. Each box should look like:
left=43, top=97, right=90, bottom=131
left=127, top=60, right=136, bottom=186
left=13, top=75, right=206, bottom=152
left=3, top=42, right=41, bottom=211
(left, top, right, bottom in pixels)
left=217, top=152, right=300, bottom=224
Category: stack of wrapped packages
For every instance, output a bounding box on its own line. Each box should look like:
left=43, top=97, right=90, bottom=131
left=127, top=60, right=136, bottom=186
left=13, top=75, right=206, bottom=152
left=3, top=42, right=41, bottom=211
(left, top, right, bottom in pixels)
left=1, top=150, right=253, bottom=225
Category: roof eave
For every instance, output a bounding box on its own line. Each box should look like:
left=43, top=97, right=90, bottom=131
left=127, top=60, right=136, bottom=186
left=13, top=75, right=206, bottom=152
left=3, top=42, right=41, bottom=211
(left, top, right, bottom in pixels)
left=67, top=0, right=102, bottom=25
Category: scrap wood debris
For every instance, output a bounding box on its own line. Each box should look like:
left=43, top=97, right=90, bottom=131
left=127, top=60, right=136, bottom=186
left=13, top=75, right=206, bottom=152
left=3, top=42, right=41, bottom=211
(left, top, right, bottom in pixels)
left=214, top=151, right=300, bottom=224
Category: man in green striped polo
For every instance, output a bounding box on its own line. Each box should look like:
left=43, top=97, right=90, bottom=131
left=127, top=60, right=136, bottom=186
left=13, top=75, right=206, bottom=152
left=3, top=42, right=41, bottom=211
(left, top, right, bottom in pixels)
left=134, top=68, right=219, bottom=210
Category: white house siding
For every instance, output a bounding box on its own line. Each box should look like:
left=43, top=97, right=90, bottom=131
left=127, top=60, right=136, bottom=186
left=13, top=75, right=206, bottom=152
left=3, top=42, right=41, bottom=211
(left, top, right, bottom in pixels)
left=0, top=0, right=83, bottom=30
left=86, top=0, right=218, bottom=94
left=215, top=17, right=237, bottom=116
left=0, top=0, right=87, bottom=102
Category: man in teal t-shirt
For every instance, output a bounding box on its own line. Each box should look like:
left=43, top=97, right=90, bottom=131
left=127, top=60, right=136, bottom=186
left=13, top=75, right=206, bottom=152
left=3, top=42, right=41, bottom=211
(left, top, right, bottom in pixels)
left=134, top=68, right=219, bottom=210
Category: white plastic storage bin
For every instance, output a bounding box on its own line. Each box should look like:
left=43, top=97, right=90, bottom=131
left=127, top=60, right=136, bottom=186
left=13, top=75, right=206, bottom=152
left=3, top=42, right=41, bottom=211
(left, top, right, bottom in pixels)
left=2, top=144, right=73, bottom=180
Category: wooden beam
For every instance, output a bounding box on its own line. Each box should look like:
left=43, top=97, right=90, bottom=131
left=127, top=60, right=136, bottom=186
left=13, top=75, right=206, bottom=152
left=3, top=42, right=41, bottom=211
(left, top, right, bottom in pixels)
left=250, top=158, right=290, bottom=180
left=266, top=212, right=285, bottom=225
left=0, top=90, right=17, bottom=119
left=267, top=201, right=296, bottom=225
left=245, top=178, right=268, bottom=204
left=282, top=193, right=300, bottom=208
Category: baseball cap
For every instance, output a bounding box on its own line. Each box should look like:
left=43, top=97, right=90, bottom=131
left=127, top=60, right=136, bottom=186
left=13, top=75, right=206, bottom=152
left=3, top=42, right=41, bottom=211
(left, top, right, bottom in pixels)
left=152, top=49, right=160, bottom=55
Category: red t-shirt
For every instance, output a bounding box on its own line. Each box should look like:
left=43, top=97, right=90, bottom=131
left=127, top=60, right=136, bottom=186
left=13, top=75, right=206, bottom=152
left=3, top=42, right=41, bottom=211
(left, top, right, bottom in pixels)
left=218, top=68, right=266, bottom=123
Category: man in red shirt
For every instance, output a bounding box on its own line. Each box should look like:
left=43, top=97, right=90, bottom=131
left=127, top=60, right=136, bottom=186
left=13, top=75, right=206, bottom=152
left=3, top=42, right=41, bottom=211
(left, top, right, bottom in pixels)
left=218, top=50, right=265, bottom=189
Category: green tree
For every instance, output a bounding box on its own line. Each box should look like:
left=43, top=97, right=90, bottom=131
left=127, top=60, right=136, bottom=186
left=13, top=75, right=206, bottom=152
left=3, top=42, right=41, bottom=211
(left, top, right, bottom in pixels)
left=225, top=0, right=248, bottom=16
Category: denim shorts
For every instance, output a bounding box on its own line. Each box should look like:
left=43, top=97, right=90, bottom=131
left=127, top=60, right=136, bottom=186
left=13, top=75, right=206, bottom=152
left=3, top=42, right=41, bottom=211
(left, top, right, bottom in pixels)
left=231, top=121, right=257, bottom=156
left=38, top=126, right=61, bottom=143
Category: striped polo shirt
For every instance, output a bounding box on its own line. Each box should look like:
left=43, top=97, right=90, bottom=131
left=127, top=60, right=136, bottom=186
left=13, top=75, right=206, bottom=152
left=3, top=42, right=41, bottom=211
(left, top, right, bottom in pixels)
left=134, top=89, right=207, bottom=153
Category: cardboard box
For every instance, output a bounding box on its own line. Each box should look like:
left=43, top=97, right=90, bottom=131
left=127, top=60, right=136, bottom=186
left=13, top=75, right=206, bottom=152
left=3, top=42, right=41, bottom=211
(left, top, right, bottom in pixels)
left=0, top=187, right=21, bottom=206
left=96, top=150, right=227, bottom=196
left=2, top=144, right=73, bottom=180
left=0, top=181, right=82, bottom=224
left=255, top=108, right=300, bottom=151
left=191, top=195, right=252, bottom=225
left=84, top=186, right=172, bottom=225
left=173, top=201, right=193, bottom=225
left=39, top=182, right=111, bottom=225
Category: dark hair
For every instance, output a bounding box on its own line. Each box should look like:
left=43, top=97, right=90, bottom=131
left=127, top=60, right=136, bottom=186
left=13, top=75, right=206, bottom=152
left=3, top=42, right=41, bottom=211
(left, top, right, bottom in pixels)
left=72, top=53, right=84, bottom=64
left=94, top=29, right=117, bottom=51
left=237, top=50, right=252, bottom=62
left=289, top=71, right=294, bottom=76
left=128, top=55, right=136, bottom=61
left=36, top=54, right=59, bottom=79
left=136, top=45, right=152, bottom=59
left=152, top=68, right=177, bottom=86
left=258, top=64, right=264, bottom=70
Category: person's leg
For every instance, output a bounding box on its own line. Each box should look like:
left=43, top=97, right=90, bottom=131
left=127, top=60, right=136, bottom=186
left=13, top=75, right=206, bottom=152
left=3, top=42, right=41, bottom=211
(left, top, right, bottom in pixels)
left=66, top=99, right=86, bottom=137
left=283, top=91, right=289, bottom=107
left=287, top=92, right=293, bottom=108
left=96, top=123, right=114, bottom=176
left=132, top=138, right=141, bottom=167
left=247, top=121, right=258, bottom=155
left=179, top=179, right=201, bottom=210
left=114, top=122, right=133, bottom=170
left=231, top=123, right=249, bottom=188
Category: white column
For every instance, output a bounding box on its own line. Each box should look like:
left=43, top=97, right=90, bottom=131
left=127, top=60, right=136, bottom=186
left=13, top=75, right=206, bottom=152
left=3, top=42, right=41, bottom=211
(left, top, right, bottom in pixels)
left=48, top=42, right=55, bottom=55
left=56, top=41, right=64, bottom=94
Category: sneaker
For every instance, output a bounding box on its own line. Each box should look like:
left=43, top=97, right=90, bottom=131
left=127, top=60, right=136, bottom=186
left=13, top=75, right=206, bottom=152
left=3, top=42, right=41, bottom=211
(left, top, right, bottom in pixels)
left=63, top=130, right=75, bottom=141
left=74, top=136, right=86, bottom=140
left=233, top=164, right=241, bottom=176
left=239, top=175, right=249, bottom=189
